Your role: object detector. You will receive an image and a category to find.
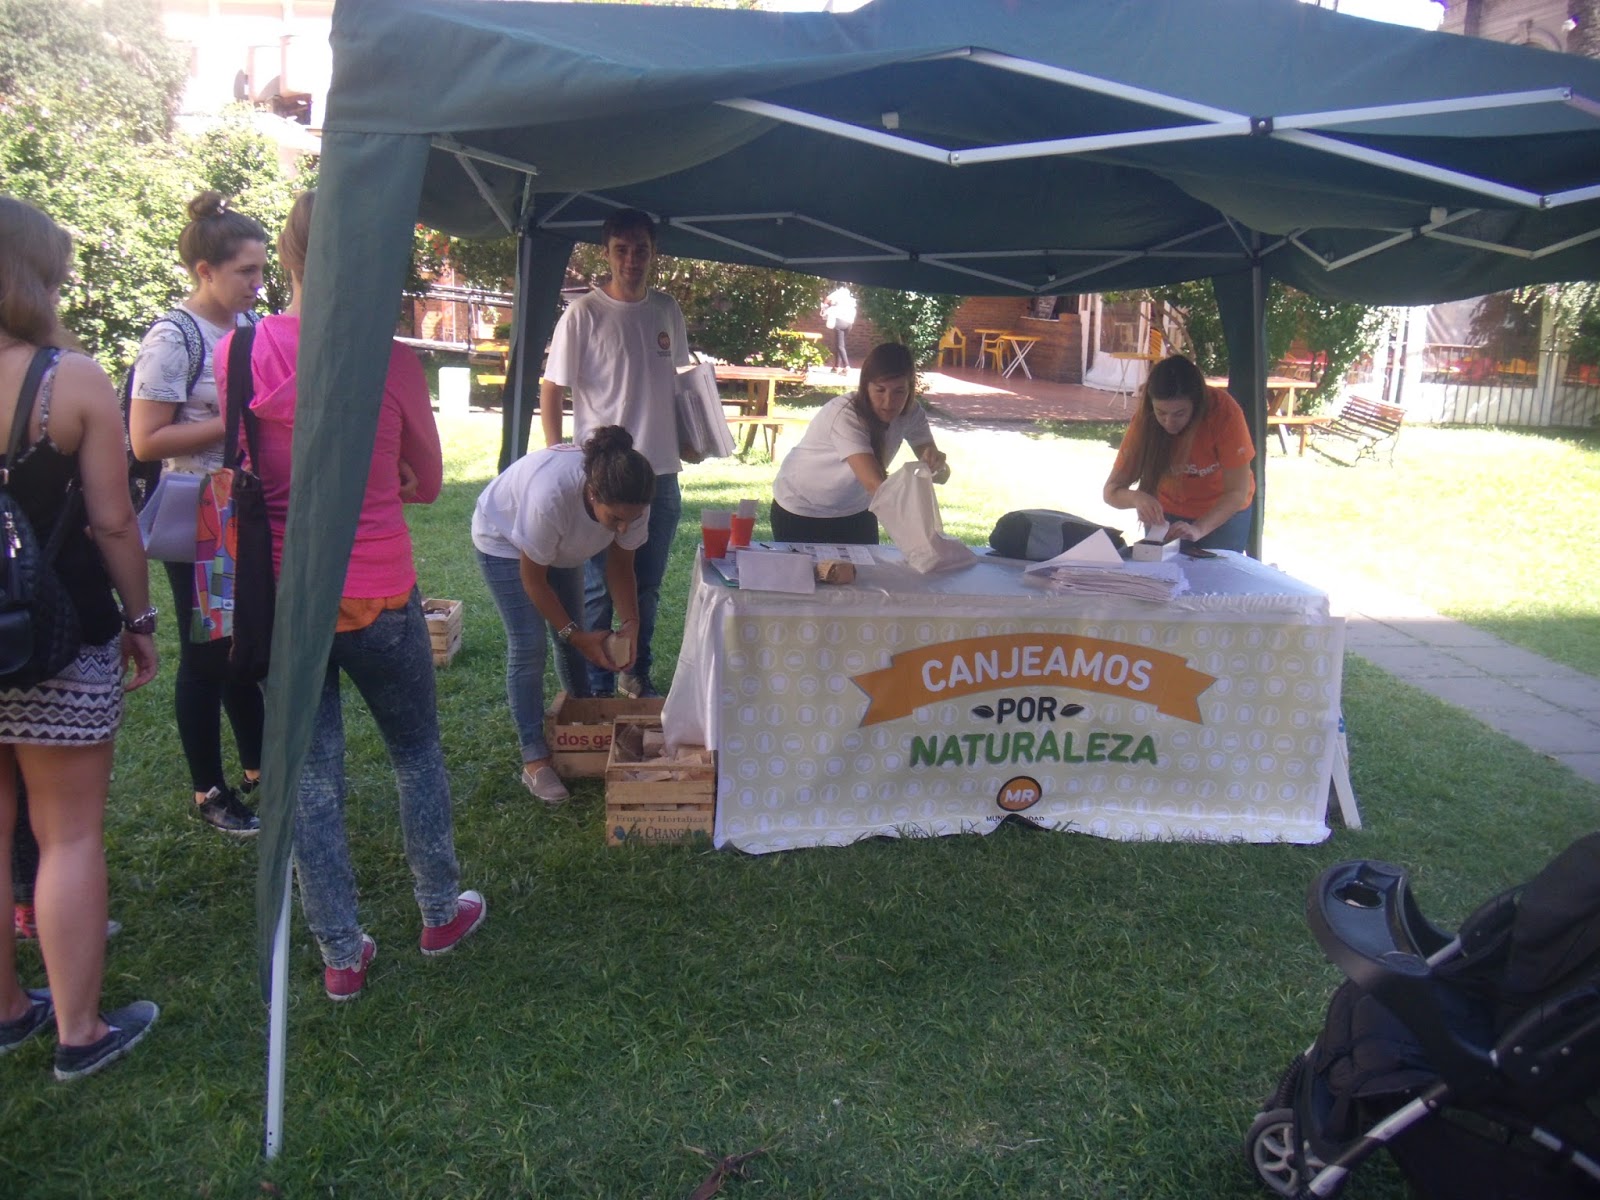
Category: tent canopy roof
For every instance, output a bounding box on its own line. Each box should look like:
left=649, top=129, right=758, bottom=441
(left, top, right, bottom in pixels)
left=328, top=0, right=1600, bottom=304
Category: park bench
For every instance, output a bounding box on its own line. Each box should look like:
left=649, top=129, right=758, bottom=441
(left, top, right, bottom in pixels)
left=1311, top=395, right=1405, bottom=466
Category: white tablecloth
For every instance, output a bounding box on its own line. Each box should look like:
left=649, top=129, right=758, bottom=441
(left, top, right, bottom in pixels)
left=663, top=546, right=1343, bottom=854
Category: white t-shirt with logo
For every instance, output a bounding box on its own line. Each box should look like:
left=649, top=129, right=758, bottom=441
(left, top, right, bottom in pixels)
left=471, top=443, right=650, bottom=567
left=543, top=287, right=691, bottom=476
left=772, top=393, right=933, bottom=518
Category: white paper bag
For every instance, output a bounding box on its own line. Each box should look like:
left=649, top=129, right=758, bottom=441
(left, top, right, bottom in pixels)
left=868, top=462, right=973, bottom=574
left=138, top=471, right=204, bottom=562
left=674, top=362, right=736, bottom=460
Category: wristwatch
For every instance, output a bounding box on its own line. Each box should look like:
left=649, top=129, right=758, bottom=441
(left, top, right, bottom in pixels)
left=122, top=606, right=158, bottom=635
left=555, top=620, right=578, bottom=643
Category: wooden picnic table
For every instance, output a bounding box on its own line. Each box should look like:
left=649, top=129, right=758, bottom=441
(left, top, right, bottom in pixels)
left=712, top=364, right=807, bottom=454
left=1207, top=375, right=1324, bottom=455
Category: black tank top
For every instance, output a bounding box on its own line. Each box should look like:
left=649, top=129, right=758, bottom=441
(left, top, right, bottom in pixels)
left=1, top=353, right=120, bottom=645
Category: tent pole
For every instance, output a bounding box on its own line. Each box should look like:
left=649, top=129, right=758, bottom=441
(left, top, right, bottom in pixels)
left=500, top=219, right=576, bottom=471
left=1213, top=248, right=1268, bottom=559
left=263, top=858, right=293, bottom=1159
left=1249, top=237, right=1267, bottom=560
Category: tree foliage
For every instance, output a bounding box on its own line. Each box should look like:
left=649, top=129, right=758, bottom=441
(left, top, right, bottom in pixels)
left=1, top=2, right=305, bottom=370
left=1131, top=279, right=1383, bottom=406
left=857, top=288, right=963, bottom=366
left=0, top=0, right=186, bottom=142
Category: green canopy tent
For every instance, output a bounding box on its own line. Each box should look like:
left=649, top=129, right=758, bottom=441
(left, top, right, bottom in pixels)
left=259, top=0, right=1600, bottom=1153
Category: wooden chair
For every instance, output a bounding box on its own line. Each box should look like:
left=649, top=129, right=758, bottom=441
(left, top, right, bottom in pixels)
left=1108, top=326, right=1167, bottom=410
left=935, top=327, right=967, bottom=368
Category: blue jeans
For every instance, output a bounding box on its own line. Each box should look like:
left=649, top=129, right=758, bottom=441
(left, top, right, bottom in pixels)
left=292, top=593, right=460, bottom=969
left=1166, top=504, right=1253, bottom=554
left=584, top=472, right=681, bottom=693
left=478, top=548, right=589, bottom=762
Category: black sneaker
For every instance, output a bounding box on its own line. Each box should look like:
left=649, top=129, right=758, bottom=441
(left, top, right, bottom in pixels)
left=0, top=988, right=53, bottom=1056
left=195, top=786, right=260, bottom=837
left=53, top=1000, right=158, bottom=1082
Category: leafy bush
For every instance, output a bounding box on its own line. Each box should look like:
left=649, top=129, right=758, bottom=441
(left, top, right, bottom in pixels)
left=857, top=288, right=962, bottom=365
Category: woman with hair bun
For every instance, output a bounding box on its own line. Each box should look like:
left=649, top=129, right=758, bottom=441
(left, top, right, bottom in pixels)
left=217, top=190, right=485, bottom=1002
left=128, top=190, right=268, bottom=837
left=472, top=425, right=655, bottom=805
left=1101, top=353, right=1256, bottom=553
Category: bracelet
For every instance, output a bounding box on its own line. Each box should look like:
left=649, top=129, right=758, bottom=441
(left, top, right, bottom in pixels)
left=122, top=606, right=158, bottom=635
left=555, top=620, right=578, bottom=643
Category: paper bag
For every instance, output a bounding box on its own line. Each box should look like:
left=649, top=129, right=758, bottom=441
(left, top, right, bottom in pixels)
left=868, top=462, right=973, bottom=574
left=673, top=362, right=736, bottom=460
left=138, top=471, right=204, bottom=562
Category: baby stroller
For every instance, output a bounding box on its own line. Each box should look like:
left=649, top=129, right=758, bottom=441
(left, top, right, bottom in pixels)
left=1245, top=834, right=1600, bottom=1199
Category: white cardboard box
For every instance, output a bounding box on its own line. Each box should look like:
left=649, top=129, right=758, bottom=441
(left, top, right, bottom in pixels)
left=1129, top=539, right=1179, bottom=561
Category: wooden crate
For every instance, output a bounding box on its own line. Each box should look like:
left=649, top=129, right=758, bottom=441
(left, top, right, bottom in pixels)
left=604, top=715, right=715, bottom=846
left=422, top=598, right=463, bottom=667
left=545, top=693, right=667, bottom=779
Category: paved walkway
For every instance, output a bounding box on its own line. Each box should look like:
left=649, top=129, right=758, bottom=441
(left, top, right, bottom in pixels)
left=825, top=364, right=1600, bottom=789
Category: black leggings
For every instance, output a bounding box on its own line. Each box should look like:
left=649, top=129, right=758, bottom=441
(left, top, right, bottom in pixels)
left=164, top=561, right=265, bottom=794
left=769, top=500, right=878, bottom=546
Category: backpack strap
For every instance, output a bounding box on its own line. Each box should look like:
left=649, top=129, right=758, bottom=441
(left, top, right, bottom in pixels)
left=163, top=308, right=207, bottom=397
left=3, top=347, right=81, bottom=566
left=223, top=324, right=259, bottom=471
left=3, top=348, right=60, bottom=484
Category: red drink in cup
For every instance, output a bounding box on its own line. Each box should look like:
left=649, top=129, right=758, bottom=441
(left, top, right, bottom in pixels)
left=701, top=509, right=733, bottom=558
left=728, top=498, right=757, bottom=549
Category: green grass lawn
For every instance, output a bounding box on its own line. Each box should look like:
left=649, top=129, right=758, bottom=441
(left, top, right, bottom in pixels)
left=2, top=403, right=1596, bottom=1199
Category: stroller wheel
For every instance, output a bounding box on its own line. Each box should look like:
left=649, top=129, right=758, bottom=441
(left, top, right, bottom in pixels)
left=1245, top=1107, right=1300, bottom=1197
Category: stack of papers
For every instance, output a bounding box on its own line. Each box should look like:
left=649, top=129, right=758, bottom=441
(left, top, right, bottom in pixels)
left=1022, top=528, right=1188, bottom=602
left=1027, top=562, right=1188, bottom=602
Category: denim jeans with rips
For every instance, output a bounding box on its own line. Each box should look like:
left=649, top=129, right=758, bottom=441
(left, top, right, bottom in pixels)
left=583, top=471, right=681, bottom=694
left=477, top=548, right=589, bottom=762
left=292, top=592, right=460, bottom=969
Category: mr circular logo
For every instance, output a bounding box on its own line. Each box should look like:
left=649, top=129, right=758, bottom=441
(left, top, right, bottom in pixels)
left=996, top=775, right=1042, bottom=812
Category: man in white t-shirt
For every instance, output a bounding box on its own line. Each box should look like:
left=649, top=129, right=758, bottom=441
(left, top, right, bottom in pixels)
left=540, top=209, right=692, bottom=698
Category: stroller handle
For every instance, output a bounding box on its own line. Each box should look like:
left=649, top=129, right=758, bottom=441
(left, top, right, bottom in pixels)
left=1308, top=860, right=1500, bottom=1097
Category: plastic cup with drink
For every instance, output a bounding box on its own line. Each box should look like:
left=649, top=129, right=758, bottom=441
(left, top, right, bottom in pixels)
left=701, top=509, right=733, bottom=559
left=729, top=498, right=758, bottom=549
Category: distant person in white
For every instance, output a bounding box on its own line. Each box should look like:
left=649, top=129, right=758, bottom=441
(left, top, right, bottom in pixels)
left=770, top=342, right=949, bottom=545
left=821, top=284, right=857, bottom=373
left=539, top=209, right=693, bottom=700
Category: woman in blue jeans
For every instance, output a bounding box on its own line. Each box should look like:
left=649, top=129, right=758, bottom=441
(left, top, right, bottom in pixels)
left=222, top=190, right=484, bottom=1001
left=471, top=426, right=654, bottom=804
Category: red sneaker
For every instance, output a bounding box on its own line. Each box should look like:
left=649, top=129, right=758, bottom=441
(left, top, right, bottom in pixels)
left=324, top=935, right=377, bottom=1002
left=13, top=904, right=37, bottom=941
left=420, top=890, right=487, bottom=957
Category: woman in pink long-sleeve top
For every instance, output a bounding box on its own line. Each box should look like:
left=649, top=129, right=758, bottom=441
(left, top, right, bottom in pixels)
left=216, top=191, right=485, bottom=1004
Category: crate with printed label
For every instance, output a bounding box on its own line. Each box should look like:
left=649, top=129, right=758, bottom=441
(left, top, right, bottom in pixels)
left=545, top=693, right=667, bottom=779
left=603, top=716, right=714, bottom=847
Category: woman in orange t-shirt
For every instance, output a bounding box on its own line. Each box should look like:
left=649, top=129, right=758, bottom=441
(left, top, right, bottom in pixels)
left=1102, top=354, right=1256, bottom=553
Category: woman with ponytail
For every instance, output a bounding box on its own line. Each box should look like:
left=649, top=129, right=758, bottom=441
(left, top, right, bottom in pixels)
left=472, top=424, right=654, bottom=804
left=216, top=190, right=484, bottom=1003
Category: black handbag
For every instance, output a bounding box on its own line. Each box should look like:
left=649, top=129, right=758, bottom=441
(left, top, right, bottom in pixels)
left=0, top=348, right=84, bottom=689
left=221, top=327, right=275, bottom=684
left=988, top=509, right=1126, bottom=562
